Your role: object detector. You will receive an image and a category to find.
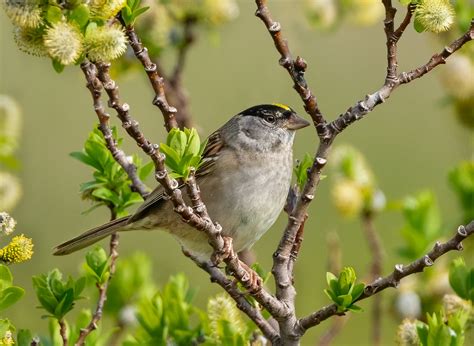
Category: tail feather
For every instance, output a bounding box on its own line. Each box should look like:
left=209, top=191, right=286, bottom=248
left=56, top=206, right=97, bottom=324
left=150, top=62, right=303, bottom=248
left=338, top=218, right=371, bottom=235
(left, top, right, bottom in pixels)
left=53, top=216, right=130, bottom=256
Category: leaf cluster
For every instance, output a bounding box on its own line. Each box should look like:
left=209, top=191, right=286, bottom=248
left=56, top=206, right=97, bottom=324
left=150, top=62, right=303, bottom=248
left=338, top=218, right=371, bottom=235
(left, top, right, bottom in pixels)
left=416, top=309, right=470, bottom=346
left=159, top=128, right=207, bottom=181
left=398, top=191, right=443, bottom=260
left=124, top=274, right=202, bottom=345
left=83, top=246, right=110, bottom=285
left=71, top=127, right=152, bottom=217
left=294, top=153, right=313, bottom=190
left=121, top=0, right=150, bottom=26
left=0, top=265, right=24, bottom=312
left=32, top=269, right=86, bottom=320
left=449, top=258, right=474, bottom=302
left=449, top=161, right=474, bottom=224
left=324, top=267, right=365, bottom=313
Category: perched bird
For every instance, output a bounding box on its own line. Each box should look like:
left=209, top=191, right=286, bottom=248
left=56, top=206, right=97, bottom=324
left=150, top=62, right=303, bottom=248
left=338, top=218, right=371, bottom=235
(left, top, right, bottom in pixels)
left=54, top=104, right=309, bottom=261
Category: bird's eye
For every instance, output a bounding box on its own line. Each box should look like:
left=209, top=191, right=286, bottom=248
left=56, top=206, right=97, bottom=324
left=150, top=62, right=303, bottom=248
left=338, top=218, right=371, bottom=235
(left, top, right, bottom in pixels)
left=265, top=115, right=276, bottom=124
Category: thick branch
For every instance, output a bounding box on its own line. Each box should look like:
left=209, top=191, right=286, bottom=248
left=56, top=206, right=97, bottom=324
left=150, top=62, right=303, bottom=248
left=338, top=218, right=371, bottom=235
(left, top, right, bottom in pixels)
left=184, top=251, right=280, bottom=344
left=76, top=233, right=120, bottom=345
left=298, top=221, right=474, bottom=332
left=80, top=61, right=149, bottom=198
left=91, top=59, right=284, bottom=331
left=123, top=25, right=178, bottom=131
left=255, top=0, right=328, bottom=138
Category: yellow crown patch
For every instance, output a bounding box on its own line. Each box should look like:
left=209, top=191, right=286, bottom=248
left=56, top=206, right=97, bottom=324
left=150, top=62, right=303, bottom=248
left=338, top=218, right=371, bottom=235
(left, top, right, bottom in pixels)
left=272, top=103, right=291, bottom=111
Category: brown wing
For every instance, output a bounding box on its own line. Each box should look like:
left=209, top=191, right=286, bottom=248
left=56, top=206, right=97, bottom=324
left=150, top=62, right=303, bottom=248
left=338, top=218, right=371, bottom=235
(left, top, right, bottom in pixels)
left=128, top=130, right=224, bottom=223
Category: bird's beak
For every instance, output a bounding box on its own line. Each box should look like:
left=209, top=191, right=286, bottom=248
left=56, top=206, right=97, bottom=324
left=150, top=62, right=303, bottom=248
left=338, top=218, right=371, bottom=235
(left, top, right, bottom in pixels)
left=286, top=113, right=310, bottom=130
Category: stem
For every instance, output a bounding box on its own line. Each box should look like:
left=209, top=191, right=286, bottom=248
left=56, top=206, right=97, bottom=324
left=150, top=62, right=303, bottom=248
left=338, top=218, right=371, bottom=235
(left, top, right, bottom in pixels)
left=76, top=233, right=120, bottom=345
left=362, top=212, right=384, bottom=346
left=123, top=24, right=178, bottom=131
left=58, top=319, right=68, bottom=346
left=298, top=221, right=474, bottom=331
left=80, top=61, right=150, bottom=198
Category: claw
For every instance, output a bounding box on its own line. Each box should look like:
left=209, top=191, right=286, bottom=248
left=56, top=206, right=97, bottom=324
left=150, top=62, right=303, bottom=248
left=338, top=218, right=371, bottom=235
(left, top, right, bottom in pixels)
left=211, top=236, right=234, bottom=265
left=239, top=261, right=263, bottom=294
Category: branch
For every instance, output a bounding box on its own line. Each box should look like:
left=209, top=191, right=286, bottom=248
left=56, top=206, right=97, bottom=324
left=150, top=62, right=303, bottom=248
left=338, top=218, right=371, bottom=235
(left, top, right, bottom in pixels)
left=58, top=319, right=68, bottom=346
left=255, top=0, right=472, bottom=342
left=76, top=233, right=120, bottom=345
left=91, top=57, right=284, bottom=332
left=361, top=212, right=384, bottom=346
left=123, top=24, right=178, bottom=131
left=183, top=251, right=280, bottom=344
left=381, top=0, right=397, bottom=82
left=79, top=61, right=150, bottom=198
left=255, top=0, right=328, bottom=138
left=298, top=221, right=474, bottom=332
left=171, top=17, right=196, bottom=86
left=328, top=19, right=474, bottom=135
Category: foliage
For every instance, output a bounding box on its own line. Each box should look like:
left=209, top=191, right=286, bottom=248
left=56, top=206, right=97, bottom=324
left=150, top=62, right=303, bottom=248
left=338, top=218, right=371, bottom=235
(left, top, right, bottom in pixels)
left=83, top=246, right=110, bottom=285
left=0, top=265, right=24, bottom=312
left=121, top=0, right=149, bottom=26
left=324, top=267, right=365, bottom=313
left=70, top=127, right=153, bottom=217
left=398, top=191, right=443, bottom=260
left=294, top=153, right=313, bottom=190
left=32, top=269, right=86, bottom=320
left=159, top=128, right=207, bottom=181
left=449, top=161, right=474, bottom=224
left=449, top=258, right=474, bottom=302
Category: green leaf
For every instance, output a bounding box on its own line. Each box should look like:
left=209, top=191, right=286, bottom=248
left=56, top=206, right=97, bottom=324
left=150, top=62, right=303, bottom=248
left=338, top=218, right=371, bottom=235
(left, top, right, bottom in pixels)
left=413, top=15, right=425, bottom=33
left=85, top=246, right=109, bottom=283
left=70, top=151, right=101, bottom=170
left=0, top=286, right=25, bottom=311
left=351, top=283, right=365, bottom=301
left=17, top=329, right=34, bottom=346
left=0, top=265, right=13, bottom=290
left=168, top=129, right=187, bottom=158
left=185, top=128, right=201, bottom=156
left=52, top=59, right=65, bottom=73
left=138, top=161, right=154, bottom=180
left=46, top=6, right=63, bottom=24
left=449, top=257, right=470, bottom=300
left=69, top=4, right=90, bottom=28
left=347, top=304, right=363, bottom=312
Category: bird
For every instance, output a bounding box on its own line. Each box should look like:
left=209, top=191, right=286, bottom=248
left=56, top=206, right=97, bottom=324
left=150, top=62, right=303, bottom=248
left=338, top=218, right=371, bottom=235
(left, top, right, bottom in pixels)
left=53, top=104, right=310, bottom=261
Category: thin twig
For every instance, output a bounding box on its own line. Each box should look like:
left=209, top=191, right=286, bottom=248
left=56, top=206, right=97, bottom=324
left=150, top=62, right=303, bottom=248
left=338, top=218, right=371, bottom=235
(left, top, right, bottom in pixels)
left=76, top=233, right=120, bottom=345
left=361, top=212, right=384, bottom=346
left=58, top=319, right=68, bottom=346
left=318, top=316, right=348, bottom=346
left=298, top=221, right=474, bottom=332
left=255, top=0, right=329, bottom=138
left=122, top=24, right=178, bottom=131
left=318, top=233, right=346, bottom=346
left=328, top=20, right=474, bottom=135
left=393, top=4, right=416, bottom=41
left=381, top=0, right=398, bottom=82
left=79, top=61, right=150, bottom=198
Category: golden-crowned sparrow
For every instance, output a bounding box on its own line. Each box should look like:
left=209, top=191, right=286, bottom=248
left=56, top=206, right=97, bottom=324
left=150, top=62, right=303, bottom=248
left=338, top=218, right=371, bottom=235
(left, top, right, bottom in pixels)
left=54, top=104, right=309, bottom=260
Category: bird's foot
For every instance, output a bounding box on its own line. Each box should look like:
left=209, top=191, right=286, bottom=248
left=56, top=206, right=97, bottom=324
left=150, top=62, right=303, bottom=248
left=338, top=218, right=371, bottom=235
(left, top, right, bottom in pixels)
left=239, top=261, right=263, bottom=294
left=211, top=236, right=235, bottom=265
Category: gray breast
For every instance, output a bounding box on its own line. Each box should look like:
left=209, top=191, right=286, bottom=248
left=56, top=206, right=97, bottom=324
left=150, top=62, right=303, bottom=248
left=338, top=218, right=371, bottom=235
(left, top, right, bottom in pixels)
left=198, top=146, right=293, bottom=253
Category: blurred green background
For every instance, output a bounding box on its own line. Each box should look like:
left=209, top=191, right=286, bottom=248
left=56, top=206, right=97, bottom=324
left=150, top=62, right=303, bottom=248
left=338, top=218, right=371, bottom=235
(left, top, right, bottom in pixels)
left=0, top=1, right=471, bottom=345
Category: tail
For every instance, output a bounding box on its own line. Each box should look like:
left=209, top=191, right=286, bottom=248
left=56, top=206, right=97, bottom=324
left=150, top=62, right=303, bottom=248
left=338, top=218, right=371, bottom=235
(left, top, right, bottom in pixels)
left=53, top=216, right=130, bottom=256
